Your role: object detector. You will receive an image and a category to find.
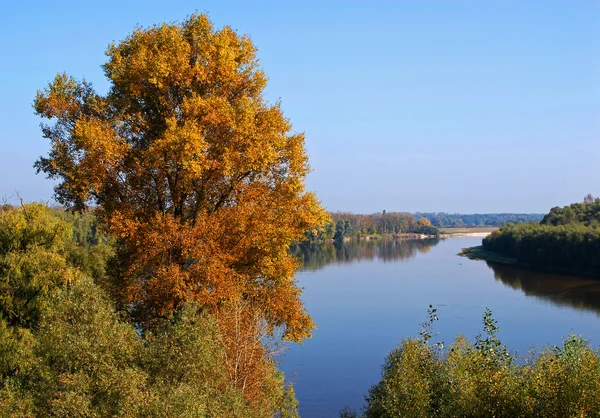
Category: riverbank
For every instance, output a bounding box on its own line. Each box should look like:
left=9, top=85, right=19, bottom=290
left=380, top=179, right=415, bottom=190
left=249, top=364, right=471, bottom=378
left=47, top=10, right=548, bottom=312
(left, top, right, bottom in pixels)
left=325, top=233, right=440, bottom=242
left=321, top=227, right=496, bottom=243
left=459, top=245, right=600, bottom=279
left=440, top=231, right=492, bottom=238
left=458, top=245, right=517, bottom=264
left=439, top=226, right=497, bottom=238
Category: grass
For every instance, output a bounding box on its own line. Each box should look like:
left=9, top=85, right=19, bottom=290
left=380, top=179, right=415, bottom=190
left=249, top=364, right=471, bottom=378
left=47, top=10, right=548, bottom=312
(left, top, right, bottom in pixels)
left=439, top=226, right=498, bottom=235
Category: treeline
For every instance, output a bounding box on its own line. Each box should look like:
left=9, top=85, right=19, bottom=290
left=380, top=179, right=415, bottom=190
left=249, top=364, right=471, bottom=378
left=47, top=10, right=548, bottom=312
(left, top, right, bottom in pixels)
left=306, top=211, right=438, bottom=242
left=0, top=204, right=298, bottom=417
left=483, top=197, right=600, bottom=275
left=541, top=195, right=600, bottom=226
left=482, top=223, right=600, bottom=275
left=415, top=212, right=543, bottom=227
left=304, top=210, right=546, bottom=243
left=342, top=308, right=600, bottom=418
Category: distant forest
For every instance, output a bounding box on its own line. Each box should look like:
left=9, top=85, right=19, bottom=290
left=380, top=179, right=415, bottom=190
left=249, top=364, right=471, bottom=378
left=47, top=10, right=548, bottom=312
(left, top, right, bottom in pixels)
left=482, top=195, right=600, bottom=276
left=415, top=212, right=543, bottom=227
left=305, top=211, right=543, bottom=243
left=306, top=210, right=544, bottom=243
left=306, top=211, right=439, bottom=242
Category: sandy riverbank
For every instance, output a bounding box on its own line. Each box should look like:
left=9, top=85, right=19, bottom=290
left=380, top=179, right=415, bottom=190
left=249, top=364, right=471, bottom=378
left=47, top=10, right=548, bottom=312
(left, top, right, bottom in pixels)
left=440, top=232, right=492, bottom=238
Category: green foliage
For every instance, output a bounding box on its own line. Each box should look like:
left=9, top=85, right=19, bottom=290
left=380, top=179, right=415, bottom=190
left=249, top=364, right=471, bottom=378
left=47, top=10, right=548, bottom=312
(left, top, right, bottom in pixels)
left=333, top=220, right=349, bottom=242
left=529, top=335, right=600, bottom=416
left=474, top=307, right=510, bottom=365
left=416, top=212, right=544, bottom=227
left=306, top=211, right=440, bottom=243
left=0, top=203, right=145, bottom=415
left=0, top=378, right=35, bottom=417
left=418, top=305, right=441, bottom=347
left=143, top=303, right=249, bottom=417
left=541, top=197, right=600, bottom=227
left=339, top=406, right=359, bottom=418
left=483, top=222, right=600, bottom=275
left=0, top=319, right=36, bottom=381
left=482, top=198, right=600, bottom=275
left=0, top=203, right=72, bottom=254
left=359, top=309, right=600, bottom=418
left=32, top=277, right=147, bottom=417
left=0, top=203, right=82, bottom=328
left=2, top=278, right=294, bottom=417
left=56, top=210, right=115, bottom=282
left=416, top=224, right=440, bottom=237
left=0, top=203, right=298, bottom=418
left=365, top=339, right=443, bottom=418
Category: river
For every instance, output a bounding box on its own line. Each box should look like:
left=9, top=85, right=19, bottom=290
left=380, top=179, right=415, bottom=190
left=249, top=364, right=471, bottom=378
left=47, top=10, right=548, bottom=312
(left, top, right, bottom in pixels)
left=281, top=236, right=600, bottom=417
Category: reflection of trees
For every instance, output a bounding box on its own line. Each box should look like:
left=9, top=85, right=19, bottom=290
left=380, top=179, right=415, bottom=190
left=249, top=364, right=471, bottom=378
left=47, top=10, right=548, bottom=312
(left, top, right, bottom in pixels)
left=486, top=261, right=600, bottom=316
left=290, top=238, right=441, bottom=271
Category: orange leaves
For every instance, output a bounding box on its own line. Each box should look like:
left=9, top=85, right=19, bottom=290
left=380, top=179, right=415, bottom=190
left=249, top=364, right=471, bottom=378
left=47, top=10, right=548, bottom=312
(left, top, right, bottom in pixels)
left=105, top=24, right=193, bottom=95
left=151, top=116, right=208, bottom=180
left=36, top=13, right=327, bottom=343
left=71, top=118, right=128, bottom=197
left=419, top=217, right=432, bottom=227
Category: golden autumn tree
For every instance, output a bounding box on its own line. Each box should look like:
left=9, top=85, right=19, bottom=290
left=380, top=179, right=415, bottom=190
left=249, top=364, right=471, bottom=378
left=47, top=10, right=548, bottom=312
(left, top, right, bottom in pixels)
left=418, top=217, right=432, bottom=227
left=34, top=14, right=328, bottom=343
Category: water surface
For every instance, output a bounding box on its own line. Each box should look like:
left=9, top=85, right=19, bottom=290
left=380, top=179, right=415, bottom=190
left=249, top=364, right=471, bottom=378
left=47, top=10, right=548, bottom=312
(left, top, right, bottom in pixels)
left=282, top=237, right=600, bottom=417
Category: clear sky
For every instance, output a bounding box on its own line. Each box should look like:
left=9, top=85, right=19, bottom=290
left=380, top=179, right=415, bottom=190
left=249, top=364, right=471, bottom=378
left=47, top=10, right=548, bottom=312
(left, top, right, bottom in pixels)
left=1, top=1, right=598, bottom=213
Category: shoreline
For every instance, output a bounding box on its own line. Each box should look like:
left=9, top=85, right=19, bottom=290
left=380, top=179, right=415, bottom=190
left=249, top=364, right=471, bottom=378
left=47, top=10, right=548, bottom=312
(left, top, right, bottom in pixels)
left=322, top=230, right=494, bottom=243
left=459, top=245, right=600, bottom=279
left=439, top=231, right=492, bottom=238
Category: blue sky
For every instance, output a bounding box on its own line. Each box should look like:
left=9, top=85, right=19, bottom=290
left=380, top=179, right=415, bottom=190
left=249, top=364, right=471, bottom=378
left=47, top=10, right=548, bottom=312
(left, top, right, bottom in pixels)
left=1, top=1, right=598, bottom=213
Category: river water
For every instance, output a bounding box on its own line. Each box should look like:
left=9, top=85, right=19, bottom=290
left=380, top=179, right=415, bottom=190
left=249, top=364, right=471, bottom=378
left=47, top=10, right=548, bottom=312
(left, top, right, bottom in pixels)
left=281, top=237, right=600, bottom=417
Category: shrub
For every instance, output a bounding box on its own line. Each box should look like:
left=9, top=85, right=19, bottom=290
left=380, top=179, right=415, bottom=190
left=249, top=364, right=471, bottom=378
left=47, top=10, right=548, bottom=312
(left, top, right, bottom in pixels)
left=359, top=309, right=600, bottom=418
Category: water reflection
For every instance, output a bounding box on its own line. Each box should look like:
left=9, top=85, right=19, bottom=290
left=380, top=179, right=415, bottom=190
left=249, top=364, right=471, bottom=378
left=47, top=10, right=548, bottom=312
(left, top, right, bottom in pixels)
left=283, top=237, right=600, bottom=418
left=290, top=238, right=441, bottom=271
left=486, top=261, right=600, bottom=315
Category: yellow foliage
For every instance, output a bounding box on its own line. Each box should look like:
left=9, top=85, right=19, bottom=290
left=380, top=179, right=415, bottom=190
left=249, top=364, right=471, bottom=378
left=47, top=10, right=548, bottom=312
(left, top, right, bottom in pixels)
left=419, top=217, right=432, bottom=227
left=34, top=13, right=328, bottom=345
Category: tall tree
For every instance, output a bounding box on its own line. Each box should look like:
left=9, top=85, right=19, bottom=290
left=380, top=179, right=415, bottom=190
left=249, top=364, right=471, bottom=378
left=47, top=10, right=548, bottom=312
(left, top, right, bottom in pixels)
left=34, top=14, right=327, bottom=342
left=0, top=204, right=298, bottom=417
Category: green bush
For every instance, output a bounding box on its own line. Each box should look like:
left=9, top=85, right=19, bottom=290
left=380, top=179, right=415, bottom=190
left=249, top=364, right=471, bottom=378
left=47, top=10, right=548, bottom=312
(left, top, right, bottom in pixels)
left=355, top=309, right=600, bottom=418
left=482, top=198, right=600, bottom=275
left=483, top=222, right=600, bottom=275
left=0, top=204, right=299, bottom=418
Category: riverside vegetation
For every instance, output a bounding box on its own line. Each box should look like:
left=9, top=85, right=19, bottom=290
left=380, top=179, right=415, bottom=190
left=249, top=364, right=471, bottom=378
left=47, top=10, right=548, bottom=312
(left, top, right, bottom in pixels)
left=415, top=213, right=543, bottom=228
left=341, top=307, right=600, bottom=418
left=464, top=195, right=600, bottom=276
left=0, top=203, right=298, bottom=417
left=336, top=199, right=600, bottom=417
left=309, top=212, right=440, bottom=243
left=309, top=211, right=542, bottom=243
